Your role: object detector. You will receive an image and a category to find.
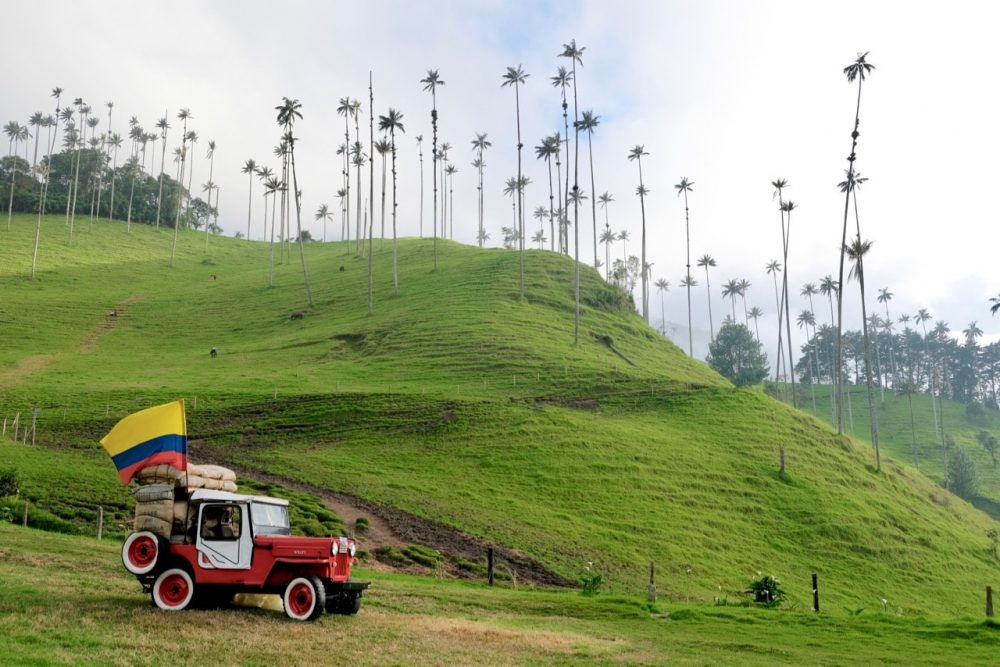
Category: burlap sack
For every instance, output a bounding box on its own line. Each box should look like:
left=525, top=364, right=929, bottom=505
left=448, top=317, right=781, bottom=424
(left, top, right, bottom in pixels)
left=172, top=500, right=189, bottom=524
left=197, top=465, right=237, bottom=482
left=133, top=484, right=175, bottom=503
left=135, top=499, right=174, bottom=523
left=134, top=514, right=172, bottom=538
left=135, top=464, right=184, bottom=482
left=221, top=481, right=238, bottom=493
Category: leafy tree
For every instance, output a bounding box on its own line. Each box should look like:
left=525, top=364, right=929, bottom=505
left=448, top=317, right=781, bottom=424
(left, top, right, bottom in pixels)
left=707, top=322, right=770, bottom=387
left=976, top=431, right=998, bottom=468
left=946, top=447, right=978, bottom=499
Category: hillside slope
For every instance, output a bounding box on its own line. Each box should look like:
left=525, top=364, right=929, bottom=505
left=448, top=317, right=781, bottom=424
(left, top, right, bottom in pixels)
left=1, top=215, right=998, bottom=616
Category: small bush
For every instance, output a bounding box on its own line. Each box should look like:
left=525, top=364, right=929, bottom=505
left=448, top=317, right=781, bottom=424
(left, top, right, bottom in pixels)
left=374, top=545, right=412, bottom=566
left=354, top=516, right=369, bottom=533
left=746, top=574, right=786, bottom=607
left=0, top=468, right=19, bottom=498
left=947, top=448, right=979, bottom=499
left=403, top=544, right=443, bottom=568
left=579, top=563, right=604, bottom=596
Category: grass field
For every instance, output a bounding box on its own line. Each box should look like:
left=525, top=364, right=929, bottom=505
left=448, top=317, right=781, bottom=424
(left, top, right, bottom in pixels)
left=1, top=213, right=999, bottom=630
left=2, top=523, right=998, bottom=666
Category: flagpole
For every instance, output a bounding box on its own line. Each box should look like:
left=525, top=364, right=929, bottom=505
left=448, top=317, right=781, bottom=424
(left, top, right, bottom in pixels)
left=180, top=398, right=189, bottom=492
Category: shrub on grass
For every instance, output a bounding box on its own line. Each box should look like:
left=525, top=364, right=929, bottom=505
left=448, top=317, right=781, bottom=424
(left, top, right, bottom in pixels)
left=403, top=544, right=443, bottom=568
left=947, top=448, right=979, bottom=499
left=0, top=468, right=19, bottom=498
left=746, top=574, right=785, bottom=607
left=579, top=562, right=604, bottom=596
left=354, top=516, right=369, bottom=533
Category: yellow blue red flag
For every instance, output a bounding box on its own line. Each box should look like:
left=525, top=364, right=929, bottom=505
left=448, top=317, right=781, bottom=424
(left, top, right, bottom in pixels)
left=100, top=400, right=187, bottom=485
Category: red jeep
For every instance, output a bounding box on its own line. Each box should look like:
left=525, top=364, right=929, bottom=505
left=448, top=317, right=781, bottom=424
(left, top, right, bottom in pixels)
left=122, top=489, right=369, bottom=621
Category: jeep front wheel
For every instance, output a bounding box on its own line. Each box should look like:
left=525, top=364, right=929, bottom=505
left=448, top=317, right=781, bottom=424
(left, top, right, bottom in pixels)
left=283, top=576, right=325, bottom=621
left=152, top=568, right=195, bottom=611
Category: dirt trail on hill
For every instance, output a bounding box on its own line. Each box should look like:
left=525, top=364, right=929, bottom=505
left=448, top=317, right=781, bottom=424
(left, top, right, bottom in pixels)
left=226, top=464, right=573, bottom=587
left=0, top=355, right=53, bottom=388
left=79, top=295, right=144, bottom=353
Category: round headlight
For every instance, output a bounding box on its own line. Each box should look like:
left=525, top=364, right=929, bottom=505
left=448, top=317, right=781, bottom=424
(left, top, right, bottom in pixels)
left=349, top=543, right=357, bottom=557
left=331, top=541, right=339, bottom=555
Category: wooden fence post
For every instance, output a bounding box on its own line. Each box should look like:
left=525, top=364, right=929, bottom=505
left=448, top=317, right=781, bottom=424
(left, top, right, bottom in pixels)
left=96, top=506, right=104, bottom=540
left=648, top=562, right=657, bottom=602
left=22, top=501, right=28, bottom=527
left=487, top=547, right=495, bottom=587
left=812, top=573, right=820, bottom=613
left=780, top=447, right=786, bottom=474
left=31, top=407, right=40, bottom=446
left=988, top=586, right=994, bottom=618
left=2, top=417, right=6, bottom=438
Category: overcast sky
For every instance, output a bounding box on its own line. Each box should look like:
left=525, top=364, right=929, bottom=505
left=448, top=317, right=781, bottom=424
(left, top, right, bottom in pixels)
left=4, top=0, right=999, bottom=361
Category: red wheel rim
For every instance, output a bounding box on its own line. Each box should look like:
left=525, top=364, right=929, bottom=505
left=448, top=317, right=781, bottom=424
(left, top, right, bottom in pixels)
left=159, top=573, right=190, bottom=607
left=127, top=535, right=157, bottom=569
left=288, top=582, right=314, bottom=617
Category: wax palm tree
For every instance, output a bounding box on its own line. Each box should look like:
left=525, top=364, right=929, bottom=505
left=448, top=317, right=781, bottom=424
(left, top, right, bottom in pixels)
left=276, top=97, right=313, bottom=307
left=836, top=51, right=875, bottom=434
left=336, top=97, right=354, bottom=244
left=106, top=132, right=122, bottom=221
left=673, top=177, right=695, bottom=354
left=32, top=88, right=62, bottom=278
left=721, top=279, right=741, bottom=322
left=989, top=294, right=1000, bottom=316
left=264, top=175, right=281, bottom=286
left=551, top=66, right=573, bottom=220
left=535, top=135, right=557, bottom=251
left=820, top=275, right=838, bottom=326
left=697, top=254, right=717, bottom=341
left=5, top=121, right=25, bottom=230
left=655, top=278, right=670, bottom=335
left=846, top=236, right=879, bottom=470
left=241, top=159, right=257, bottom=240
left=796, top=309, right=818, bottom=411
left=472, top=132, right=491, bottom=247
left=679, top=273, right=698, bottom=350
left=421, top=69, right=445, bottom=270
left=202, top=140, right=216, bottom=250
left=503, top=176, right=518, bottom=231
left=618, top=229, right=630, bottom=265
left=415, top=135, right=424, bottom=236
left=315, top=204, right=332, bottom=243
left=560, top=40, right=585, bottom=343
left=628, top=145, right=649, bottom=323
left=438, top=141, right=451, bottom=238
left=378, top=109, right=405, bottom=290
left=533, top=205, right=548, bottom=236
left=750, top=306, right=764, bottom=343
left=500, top=65, right=529, bottom=297
left=737, top=278, right=752, bottom=325
left=779, top=199, right=797, bottom=405
left=446, top=163, right=458, bottom=241
left=599, top=227, right=616, bottom=280
left=877, top=287, right=898, bottom=386
left=154, top=114, right=169, bottom=229
left=599, top=192, right=614, bottom=278
left=531, top=229, right=547, bottom=249
left=574, top=110, right=600, bottom=267
left=374, top=138, right=391, bottom=244
left=170, top=108, right=192, bottom=267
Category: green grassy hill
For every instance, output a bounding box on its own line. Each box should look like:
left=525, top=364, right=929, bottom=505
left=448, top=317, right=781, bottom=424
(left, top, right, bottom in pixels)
left=792, top=385, right=1000, bottom=514
left=1, top=214, right=999, bottom=618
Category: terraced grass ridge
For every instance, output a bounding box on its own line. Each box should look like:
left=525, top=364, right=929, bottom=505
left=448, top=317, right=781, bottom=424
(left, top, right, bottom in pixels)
left=1, top=214, right=999, bottom=621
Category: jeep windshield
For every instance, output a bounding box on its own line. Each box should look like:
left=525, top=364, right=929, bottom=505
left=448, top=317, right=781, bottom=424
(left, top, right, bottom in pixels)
left=250, top=501, right=291, bottom=536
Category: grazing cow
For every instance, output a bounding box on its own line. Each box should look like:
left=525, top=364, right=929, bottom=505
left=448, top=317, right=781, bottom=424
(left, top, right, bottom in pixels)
left=109, top=309, right=117, bottom=317
left=339, top=266, right=345, bottom=272
left=290, top=312, right=304, bottom=320
left=210, top=347, right=218, bottom=358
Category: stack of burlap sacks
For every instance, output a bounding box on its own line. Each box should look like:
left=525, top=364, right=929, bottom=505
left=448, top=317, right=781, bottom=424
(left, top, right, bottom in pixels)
left=133, top=463, right=238, bottom=538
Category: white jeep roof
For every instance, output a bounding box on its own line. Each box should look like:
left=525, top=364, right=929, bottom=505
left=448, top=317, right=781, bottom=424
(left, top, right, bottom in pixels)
left=189, top=489, right=289, bottom=506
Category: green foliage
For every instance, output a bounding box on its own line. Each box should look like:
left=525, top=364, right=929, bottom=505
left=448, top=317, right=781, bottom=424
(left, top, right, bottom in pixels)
left=579, top=563, right=604, bottom=596
left=947, top=448, right=979, bottom=499
left=976, top=431, right=998, bottom=467
left=354, top=516, right=370, bottom=533
left=746, top=574, right=786, bottom=607
left=0, top=468, right=19, bottom=498
left=707, top=322, right=769, bottom=386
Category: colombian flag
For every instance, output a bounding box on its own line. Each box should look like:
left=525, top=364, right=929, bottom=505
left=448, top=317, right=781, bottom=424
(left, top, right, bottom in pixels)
left=100, top=400, right=187, bottom=485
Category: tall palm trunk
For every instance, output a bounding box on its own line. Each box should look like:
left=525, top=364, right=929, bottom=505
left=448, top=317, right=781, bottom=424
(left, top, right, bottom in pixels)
left=431, top=92, right=438, bottom=270
left=837, top=76, right=864, bottom=434
left=368, top=74, right=375, bottom=314
left=682, top=189, right=692, bottom=356
left=344, top=114, right=351, bottom=248
left=32, top=95, right=61, bottom=278
left=782, top=209, right=796, bottom=407
left=545, top=155, right=554, bottom=252
left=514, top=81, right=524, bottom=299
left=355, top=115, right=362, bottom=257
left=391, top=126, right=399, bottom=291
left=554, top=137, right=564, bottom=254
left=586, top=129, right=597, bottom=268
left=246, top=172, right=253, bottom=240
left=155, top=114, right=167, bottom=229
left=288, top=139, right=313, bottom=307
left=637, top=160, right=647, bottom=324
left=702, top=267, right=714, bottom=341
left=171, top=136, right=187, bottom=267
left=770, top=271, right=785, bottom=378
left=268, top=187, right=277, bottom=286
left=205, top=154, right=215, bottom=251
left=418, top=140, right=423, bottom=237
left=570, top=61, right=581, bottom=344
left=379, top=144, right=387, bottom=248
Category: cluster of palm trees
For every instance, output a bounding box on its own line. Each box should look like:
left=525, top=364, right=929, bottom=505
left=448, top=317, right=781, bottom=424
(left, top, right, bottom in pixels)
left=3, top=90, right=223, bottom=277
